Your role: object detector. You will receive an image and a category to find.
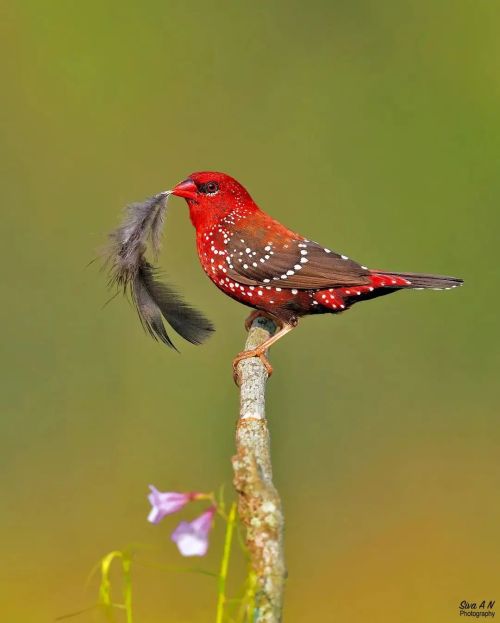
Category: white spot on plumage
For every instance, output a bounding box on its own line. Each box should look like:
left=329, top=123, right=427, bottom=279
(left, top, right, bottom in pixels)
left=341, top=255, right=349, bottom=260
left=300, top=257, right=308, bottom=264
left=291, top=289, right=298, bottom=294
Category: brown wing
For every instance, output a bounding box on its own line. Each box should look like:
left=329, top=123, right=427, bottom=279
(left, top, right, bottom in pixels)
left=223, top=226, right=370, bottom=289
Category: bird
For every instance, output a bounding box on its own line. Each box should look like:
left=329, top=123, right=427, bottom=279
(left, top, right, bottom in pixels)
left=167, top=172, right=463, bottom=381
left=106, top=171, right=462, bottom=382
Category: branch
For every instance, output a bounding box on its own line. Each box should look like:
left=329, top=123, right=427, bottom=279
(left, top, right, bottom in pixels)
left=232, top=316, right=286, bottom=623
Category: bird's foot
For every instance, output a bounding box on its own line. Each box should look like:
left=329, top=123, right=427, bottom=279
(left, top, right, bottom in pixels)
left=232, top=348, right=273, bottom=386
left=244, top=310, right=280, bottom=332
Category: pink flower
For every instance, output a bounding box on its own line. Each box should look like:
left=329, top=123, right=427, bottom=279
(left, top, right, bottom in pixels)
left=171, top=506, right=216, bottom=557
left=147, top=485, right=196, bottom=524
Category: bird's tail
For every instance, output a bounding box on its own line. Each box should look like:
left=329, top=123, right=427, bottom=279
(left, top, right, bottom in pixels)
left=379, top=271, right=463, bottom=290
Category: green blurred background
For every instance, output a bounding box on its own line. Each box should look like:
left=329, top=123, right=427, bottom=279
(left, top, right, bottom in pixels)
left=1, top=1, right=498, bottom=621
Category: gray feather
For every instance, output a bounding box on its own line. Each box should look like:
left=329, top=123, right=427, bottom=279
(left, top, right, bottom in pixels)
left=104, top=192, right=215, bottom=348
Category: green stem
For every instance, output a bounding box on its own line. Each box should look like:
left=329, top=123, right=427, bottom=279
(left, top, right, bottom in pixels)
left=246, top=570, right=257, bottom=623
left=122, top=553, right=133, bottom=623
left=215, top=502, right=237, bottom=623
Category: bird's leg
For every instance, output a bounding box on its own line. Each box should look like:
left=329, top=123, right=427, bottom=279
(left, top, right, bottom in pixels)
left=232, top=322, right=296, bottom=386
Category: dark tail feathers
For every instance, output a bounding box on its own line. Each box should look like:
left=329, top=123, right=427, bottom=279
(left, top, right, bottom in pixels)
left=384, top=271, right=463, bottom=290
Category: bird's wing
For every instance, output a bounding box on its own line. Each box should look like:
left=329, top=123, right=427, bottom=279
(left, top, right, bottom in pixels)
left=223, top=224, right=370, bottom=289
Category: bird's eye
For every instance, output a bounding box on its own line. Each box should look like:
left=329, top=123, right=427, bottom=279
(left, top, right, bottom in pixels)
left=200, top=181, right=219, bottom=195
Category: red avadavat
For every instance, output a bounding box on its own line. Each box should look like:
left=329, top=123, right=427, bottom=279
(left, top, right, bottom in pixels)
left=170, top=172, right=462, bottom=376
left=106, top=171, right=462, bottom=376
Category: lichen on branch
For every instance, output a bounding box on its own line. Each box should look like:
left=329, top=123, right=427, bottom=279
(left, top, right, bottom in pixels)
left=232, top=316, right=286, bottom=623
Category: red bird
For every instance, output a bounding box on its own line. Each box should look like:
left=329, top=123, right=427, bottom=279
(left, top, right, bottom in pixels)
left=106, top=171, right=462, bottom=380
left=167, top=172, right=462, bottom=378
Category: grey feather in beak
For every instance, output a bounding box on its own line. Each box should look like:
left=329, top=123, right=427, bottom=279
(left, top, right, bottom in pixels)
left=104, top=190, right=214, bottom=348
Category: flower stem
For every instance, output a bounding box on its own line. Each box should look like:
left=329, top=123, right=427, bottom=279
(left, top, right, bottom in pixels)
left=215, top=502, right=237, bottom=623
left=122, top=553, right=133, bottom=623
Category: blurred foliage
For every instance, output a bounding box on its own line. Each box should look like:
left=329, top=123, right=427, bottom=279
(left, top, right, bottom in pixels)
left=0, top=1, right=498, bottom=621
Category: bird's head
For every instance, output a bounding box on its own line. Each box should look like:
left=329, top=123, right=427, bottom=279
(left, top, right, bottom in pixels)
left=170, top=172, right=256, bottom=230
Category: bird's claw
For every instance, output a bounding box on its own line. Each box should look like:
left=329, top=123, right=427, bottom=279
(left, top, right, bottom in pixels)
left=232, top=349, right=274, bottom=386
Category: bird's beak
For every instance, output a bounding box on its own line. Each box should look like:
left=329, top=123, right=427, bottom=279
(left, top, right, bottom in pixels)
left=170, top=178, right=198, bottom=201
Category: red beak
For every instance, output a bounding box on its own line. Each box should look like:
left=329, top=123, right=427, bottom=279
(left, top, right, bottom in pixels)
left=171, top=179, right=198, bottom=201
